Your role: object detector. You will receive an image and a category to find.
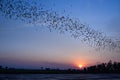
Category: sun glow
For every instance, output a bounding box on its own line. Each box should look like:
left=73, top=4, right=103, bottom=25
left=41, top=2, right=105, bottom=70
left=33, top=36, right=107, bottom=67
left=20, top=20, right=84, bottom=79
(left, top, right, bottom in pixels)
left=78, top=64, right=83, bottom=68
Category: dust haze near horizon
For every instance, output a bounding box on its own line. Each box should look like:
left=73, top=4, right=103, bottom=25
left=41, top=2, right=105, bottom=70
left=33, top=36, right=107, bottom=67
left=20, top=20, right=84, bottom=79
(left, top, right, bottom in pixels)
left=0, top=0, right=120, bottom=69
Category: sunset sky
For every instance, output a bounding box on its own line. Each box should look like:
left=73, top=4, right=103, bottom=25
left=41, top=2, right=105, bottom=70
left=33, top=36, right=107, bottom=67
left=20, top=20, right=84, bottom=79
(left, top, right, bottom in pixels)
left=0, top=0, right=120, bottom=69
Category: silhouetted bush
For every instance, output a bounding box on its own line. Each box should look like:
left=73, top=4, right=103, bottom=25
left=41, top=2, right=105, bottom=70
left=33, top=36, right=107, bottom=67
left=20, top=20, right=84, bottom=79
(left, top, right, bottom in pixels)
left=0, top=65, right=2, bottom=69
left=0, top=60, right=120, bottom=74
left=85, top=60, right=120, bottom=73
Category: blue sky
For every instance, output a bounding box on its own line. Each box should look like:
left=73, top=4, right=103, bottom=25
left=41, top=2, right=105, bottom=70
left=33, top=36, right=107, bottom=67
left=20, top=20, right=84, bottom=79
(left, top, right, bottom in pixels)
left=0, top=0, right=120, bottom=69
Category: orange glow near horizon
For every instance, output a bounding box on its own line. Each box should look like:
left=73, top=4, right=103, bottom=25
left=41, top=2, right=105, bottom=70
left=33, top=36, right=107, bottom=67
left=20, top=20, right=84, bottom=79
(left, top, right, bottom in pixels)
left=78, top=64, right=83, bottom=68
left=74, top=60, right=86, bottom=69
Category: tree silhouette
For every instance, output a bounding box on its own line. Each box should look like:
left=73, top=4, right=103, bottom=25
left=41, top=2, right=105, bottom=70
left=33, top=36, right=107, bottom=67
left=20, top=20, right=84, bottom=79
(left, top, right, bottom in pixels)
left=0, top=61, right=120, bottom=73
left=0, top=65, right=2, bottom=69
left=0, top=0, right=120, bottom=51
left=86, top=60, right=120, bottom=73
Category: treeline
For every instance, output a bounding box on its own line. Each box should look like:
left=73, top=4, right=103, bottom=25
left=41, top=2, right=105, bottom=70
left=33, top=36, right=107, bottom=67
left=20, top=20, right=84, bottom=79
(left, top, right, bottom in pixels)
left=0, top=60, right=120, bottom=74
left=84, top=60, right=120, bottom=73
left=0, top=67, right=81, bottom=74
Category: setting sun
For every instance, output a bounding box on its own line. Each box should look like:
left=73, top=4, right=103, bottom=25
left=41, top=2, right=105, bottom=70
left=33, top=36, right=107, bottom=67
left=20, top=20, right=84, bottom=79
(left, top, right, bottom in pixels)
left=78, top=64, right=83, bottom=68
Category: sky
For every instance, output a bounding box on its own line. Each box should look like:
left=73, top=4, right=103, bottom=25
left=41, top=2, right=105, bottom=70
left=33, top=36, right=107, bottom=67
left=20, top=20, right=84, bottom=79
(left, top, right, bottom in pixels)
left=0, top=0, right=120, bottom=69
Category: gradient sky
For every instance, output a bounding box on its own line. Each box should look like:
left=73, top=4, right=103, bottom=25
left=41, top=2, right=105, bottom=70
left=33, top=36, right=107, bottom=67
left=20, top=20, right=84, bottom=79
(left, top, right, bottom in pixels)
left=0, top=0, right=120, bottom=69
